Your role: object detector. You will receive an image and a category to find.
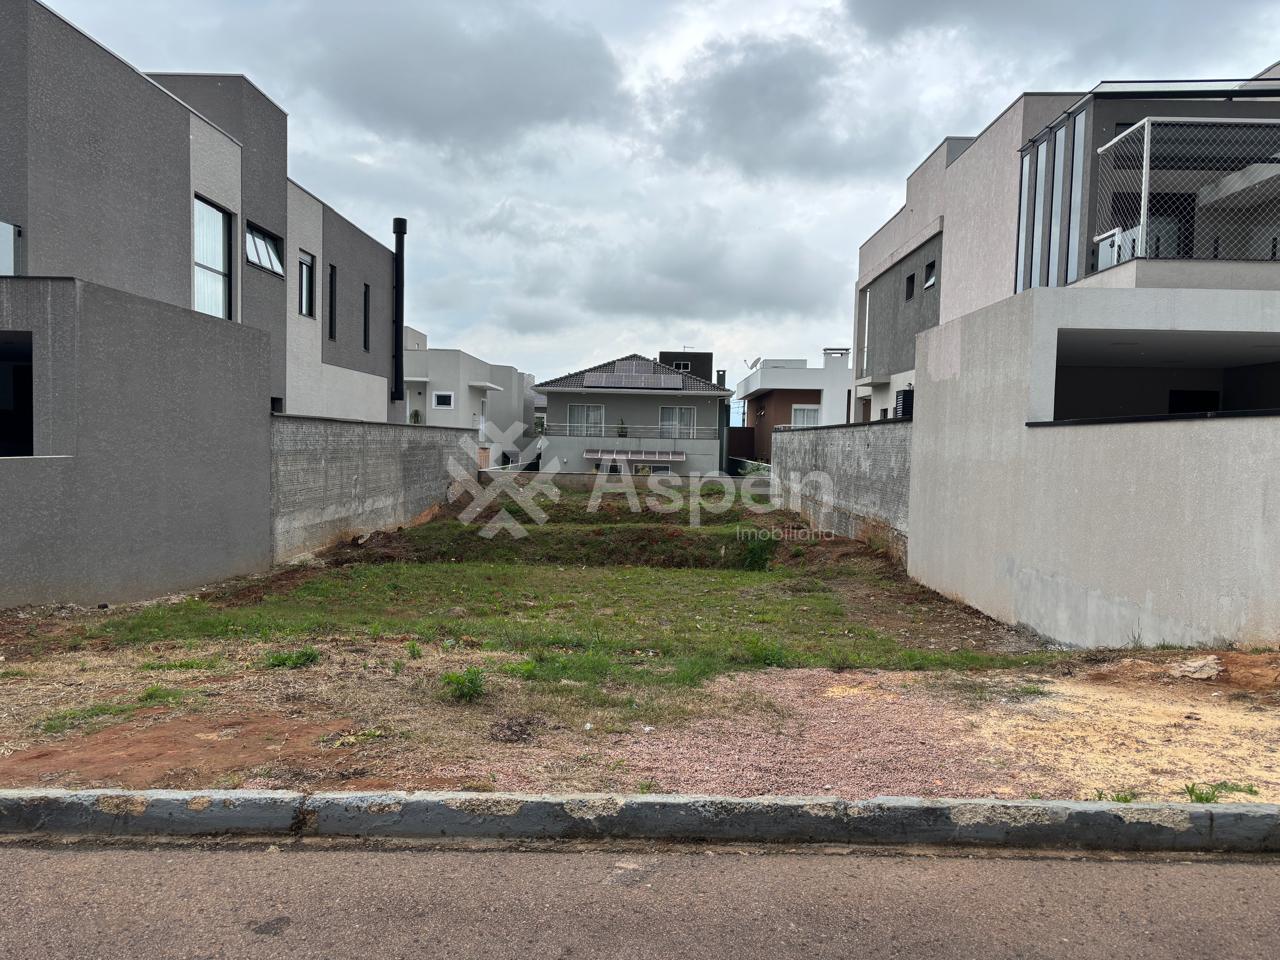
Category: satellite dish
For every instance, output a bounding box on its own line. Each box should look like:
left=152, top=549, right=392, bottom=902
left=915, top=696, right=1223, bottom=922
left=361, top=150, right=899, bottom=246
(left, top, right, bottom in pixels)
left=747, top=357, right=761, bottom=370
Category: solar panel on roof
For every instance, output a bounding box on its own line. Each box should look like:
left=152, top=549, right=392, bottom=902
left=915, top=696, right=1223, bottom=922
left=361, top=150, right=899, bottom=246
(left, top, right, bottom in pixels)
left=582, top=371, right=686, bottom=389
left=615, top=360, right=654, bottom=375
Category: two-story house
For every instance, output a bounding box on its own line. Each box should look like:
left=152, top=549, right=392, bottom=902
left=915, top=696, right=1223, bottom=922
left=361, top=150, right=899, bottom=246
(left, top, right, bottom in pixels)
left=734, top=348, right=852, bottom=461
left=535, top=355, right=731, bottom=476
left=844, top=65, right=1280, bottom=649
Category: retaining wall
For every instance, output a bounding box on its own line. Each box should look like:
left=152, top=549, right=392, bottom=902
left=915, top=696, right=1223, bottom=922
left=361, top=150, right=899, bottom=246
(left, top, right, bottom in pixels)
left=770, top=421, right=912, bottom=552
left=271, top=416, right=470, bottom=561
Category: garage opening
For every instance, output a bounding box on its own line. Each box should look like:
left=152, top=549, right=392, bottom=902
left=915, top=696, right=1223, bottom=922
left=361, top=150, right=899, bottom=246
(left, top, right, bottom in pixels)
left=1053, top=329, right=1280, bottom=421
left=0, top=332, right=33, bottom=456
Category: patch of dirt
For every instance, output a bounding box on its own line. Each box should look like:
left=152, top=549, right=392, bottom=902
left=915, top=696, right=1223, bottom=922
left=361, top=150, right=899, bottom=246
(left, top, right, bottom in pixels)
left=829, top=570, right=1038, bottom=654
left=1081, top=652, right=1280, bottom=697
left=977, top=671, right=1280, bottom=803
left=489, top=715, right=546, bottom=744
left=204, top=566, right=325, bottom=608
left=322, top=529, right=419, bottom=567
left=0, top=712, right=352, bottom=790
left=606, top=670, right=1072, bottom=799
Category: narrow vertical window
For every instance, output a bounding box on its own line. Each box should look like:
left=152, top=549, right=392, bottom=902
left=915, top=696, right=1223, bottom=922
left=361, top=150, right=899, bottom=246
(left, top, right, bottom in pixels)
left=0, top=331, right=34, bottom=457
left=327, top=264, right=337, bottom=341
left=193, top=197, right=231, bottom=320
left=0, top=221, right=20, bottom=277
left=1030, top=139, right=1049, bottom=288
left=1015, top=153, right=1031, bottom=292
left=298, top=252, right=315, bottom=317
left=1065, top=111, right=1087, bottom=283
left=1047, top=126, right=1066, bottom=287
left=861, top=287, right=871, bottom=376
left=362, top=283, right=370, bottom=352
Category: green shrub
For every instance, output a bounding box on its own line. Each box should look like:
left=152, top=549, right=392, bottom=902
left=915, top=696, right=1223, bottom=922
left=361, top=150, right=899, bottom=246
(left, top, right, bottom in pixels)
left=441, top=666, right=485, bottom=702
left=406, top=640, right=423, bottom=660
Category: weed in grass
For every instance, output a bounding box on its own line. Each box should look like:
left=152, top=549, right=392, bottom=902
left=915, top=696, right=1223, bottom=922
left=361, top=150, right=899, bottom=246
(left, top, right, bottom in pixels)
left=635, top=780, right=659, bottom=794
left=1093, top=788, right=1141, bottom=804
left=1210, top=780, right=1259, bottom=797
left=392, top=660, right=405, bottom=676
left=138, top=656, right=221, bottom=672
left=262, top=646, right=322, bottom=670
left=441, top=666, right=485, bottom=702
left=0, top=669, right=31, bottom=680
left=406, top=640, right=423, bottom=660
left=1183, top=783, right=1221, bottom=803
left=40, top=686, right=188, bottom=734
left=1010, top=683, right=1050, bottom=700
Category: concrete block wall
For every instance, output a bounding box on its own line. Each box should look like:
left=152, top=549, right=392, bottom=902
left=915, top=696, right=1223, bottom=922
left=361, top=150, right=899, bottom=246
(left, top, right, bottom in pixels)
left=271, top=416, right=470, bottom=561
left=770, top=422, right=912, bottom=550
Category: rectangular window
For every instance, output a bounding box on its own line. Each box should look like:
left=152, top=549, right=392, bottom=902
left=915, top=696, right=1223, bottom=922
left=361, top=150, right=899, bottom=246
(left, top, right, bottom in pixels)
left=298, top=252, right=315, bottom=317
left=1015, top=153, right=1031, bottom=292
left=245, top=224, right=284, bottom=275
left=1030, top=139, right=1049, bottom=288
left=672, top=360, right=691, bottom=372
left=432, top=391, right=455, bottom=409
left=1047, top=125, right=1066, bottom=287
left=362, top=283, right=370, bottom=352
left=659, top=405, right=695, bottom=439
left=193, top=197, right=231, bottom=320
left=0, top=221, right=20, bottom=277
left=861, top=287, right=871, bottom=377
left=327, top=265, right=337, bottom=341
left=0, top=331, right=34, bottom=457
left=904, top=272, right=916, bottom=301
left=1066, top=111, right=1087, bottom=284
left=568, top=403, right=604, bottom=437
left=790, top=404, right=821, bottom=427
left=923, top=260, right=937, bottom=289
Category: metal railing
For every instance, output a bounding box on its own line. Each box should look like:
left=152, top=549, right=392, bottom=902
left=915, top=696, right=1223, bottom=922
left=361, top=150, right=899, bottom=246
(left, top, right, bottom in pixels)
left=1094, top=117, right=1280, bottom=268
left=542, top=423, right=719, bottom=440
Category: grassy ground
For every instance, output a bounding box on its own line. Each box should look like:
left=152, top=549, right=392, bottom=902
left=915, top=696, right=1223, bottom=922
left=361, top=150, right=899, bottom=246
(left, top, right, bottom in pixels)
left=6, top=490, right=1270, bottom=799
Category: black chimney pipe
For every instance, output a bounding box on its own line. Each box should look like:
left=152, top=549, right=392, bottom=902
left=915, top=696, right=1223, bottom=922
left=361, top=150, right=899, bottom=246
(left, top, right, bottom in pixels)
left=391, top=217, right=407, bottom=402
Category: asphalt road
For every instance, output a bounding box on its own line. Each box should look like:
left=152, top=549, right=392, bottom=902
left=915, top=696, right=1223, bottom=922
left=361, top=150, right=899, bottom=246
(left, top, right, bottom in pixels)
left=2, top=841, right=1278, bottom=959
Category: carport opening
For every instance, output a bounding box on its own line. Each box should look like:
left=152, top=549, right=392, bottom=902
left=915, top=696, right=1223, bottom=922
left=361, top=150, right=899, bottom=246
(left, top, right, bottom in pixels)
left=0, top=331, right=33, bottom=457
left=1053, top=329, right=1280, bottom=421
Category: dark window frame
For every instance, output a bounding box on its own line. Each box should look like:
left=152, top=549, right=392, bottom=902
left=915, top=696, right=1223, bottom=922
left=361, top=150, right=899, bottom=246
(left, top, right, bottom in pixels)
left=245, top=222, right=285, bottom=277
left=327, top=264, right=337, bottom=341
left=923, top=260, right=937, bottom=289
left=193, top=195, right=233, bottom=321
left=298, top=251, right=315, bottom=317
left=904, top=272, right=916, bottom=302
left=362, top=283, right=371, bottom=352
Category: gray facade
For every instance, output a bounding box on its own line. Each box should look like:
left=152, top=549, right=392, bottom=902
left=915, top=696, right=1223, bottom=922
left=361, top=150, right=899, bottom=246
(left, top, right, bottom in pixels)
left=536, top=355, right=731, bottom=476
left=0, top=0, right=440, bottom=606
left=857, top=232, right=941, bottom=383
left=0, top=279, right=272, bottom=606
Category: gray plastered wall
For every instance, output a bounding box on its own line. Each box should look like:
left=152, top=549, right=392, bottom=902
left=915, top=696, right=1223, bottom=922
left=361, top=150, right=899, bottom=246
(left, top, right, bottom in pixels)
left=0, top=278, right=272, bottom=606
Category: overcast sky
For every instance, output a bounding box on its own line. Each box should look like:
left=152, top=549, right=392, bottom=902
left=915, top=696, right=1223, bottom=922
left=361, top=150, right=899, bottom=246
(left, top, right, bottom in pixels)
left=52, top=0, right=1279, bottom=384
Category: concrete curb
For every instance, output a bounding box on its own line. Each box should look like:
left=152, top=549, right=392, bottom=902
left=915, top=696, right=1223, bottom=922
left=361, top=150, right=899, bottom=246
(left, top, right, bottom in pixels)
left=2, top=790, right=1279, bottom=852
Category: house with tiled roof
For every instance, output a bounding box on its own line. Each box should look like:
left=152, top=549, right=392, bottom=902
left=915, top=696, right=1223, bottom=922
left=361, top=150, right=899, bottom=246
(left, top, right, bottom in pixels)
left=534, top=354, right=731, bottom=476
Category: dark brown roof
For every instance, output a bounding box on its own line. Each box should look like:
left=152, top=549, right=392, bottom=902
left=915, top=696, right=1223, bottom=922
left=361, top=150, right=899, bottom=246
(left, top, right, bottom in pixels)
left=535, top=353, right=731, bottom=395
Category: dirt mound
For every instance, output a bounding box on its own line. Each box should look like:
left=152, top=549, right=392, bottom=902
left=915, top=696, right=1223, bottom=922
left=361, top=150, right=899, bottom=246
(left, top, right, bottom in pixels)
left=322, top=529, right=418, bottom=567
left=1084, top=652, right=1280, bottom=697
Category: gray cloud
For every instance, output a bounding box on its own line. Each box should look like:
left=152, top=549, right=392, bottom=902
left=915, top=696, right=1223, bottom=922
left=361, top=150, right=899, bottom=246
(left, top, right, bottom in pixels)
left=283, top=1, right=629, bottom=150
left=842, top=0, right=1275, bottom=79
left=580, top=204, right=847, bottom=320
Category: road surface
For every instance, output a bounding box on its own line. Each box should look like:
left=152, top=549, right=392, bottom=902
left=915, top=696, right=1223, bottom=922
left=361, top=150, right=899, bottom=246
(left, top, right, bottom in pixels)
left=2, top=841, right=1277, bottom=958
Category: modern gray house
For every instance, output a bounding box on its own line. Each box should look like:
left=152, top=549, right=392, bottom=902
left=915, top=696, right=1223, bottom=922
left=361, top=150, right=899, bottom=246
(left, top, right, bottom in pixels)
left=0, top=0, right=451, bottom=606
left=781, top=65, right=1280, bottom=649
left=535, top=355, right=732, bottom=476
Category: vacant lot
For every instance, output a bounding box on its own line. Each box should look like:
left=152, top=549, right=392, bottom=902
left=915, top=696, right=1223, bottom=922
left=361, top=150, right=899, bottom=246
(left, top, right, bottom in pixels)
left=1, top=491, right=1276, bottom=802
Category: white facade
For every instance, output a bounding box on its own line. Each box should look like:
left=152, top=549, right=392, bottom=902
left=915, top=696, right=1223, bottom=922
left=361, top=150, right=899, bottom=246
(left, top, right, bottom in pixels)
left=403, top=332, right=535, bottom=467
left=735, top=349, right=852, bottom=425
